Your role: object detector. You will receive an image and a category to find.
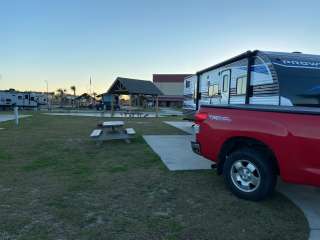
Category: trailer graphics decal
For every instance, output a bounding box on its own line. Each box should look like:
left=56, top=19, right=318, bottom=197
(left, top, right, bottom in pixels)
left=273, top=59, right=320, bottom=69
left=238, top=64, right=269, bottom=75
left=305, top=85, right=320, bottom=95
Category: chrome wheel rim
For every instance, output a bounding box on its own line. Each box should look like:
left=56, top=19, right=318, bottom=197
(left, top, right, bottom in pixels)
left=230, top=160, right=261, bottom=193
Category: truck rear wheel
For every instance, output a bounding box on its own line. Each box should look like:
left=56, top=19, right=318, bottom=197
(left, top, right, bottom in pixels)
left=223, top=148, right=277, bottom=201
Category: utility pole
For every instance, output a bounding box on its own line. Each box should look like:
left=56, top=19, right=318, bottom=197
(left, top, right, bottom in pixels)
left=90, top=76, right=92, bottom=96
left=44, top=80, right=49, bottom=110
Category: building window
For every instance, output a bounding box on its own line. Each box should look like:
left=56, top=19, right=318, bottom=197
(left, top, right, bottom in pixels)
left=30, top=97, right=34, bottom=101
left=236, top=76, right=247, bottom=95
left=18, top=96, right=22, bottom=100
left=25, top=95, right=28, bottom=99
left=185, top=80, right=190, bottom=88
left=208, top=84, right=219, bottom=97
left=222, top=74, right=229, bottom=92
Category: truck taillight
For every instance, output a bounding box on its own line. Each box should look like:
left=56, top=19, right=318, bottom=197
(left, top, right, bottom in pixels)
left=195, top=112, right=208, bottom=123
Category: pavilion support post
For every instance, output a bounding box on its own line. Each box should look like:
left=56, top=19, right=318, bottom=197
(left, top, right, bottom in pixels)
left=129, top=95, right=132, bottom=107
left=155, top=95, right=159, bottom=118
left=111, top=94, right=114, bottom=117
left=137, top=94, right=141, bottom=108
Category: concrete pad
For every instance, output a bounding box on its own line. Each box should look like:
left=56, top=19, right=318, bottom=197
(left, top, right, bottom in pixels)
left=0, top=115, right=30, bottom=122
left=164, top=121, right=194, bottom=135
left=43, top=109, right=182, bottom=118
left=44, top=112, right=157, bottom=117
left=310, top=230, right=320, bottom=240
left=143, top=135, right=212, bottom=171
left=159, top=108, right=183, bottom=116
left=44, top=112, right=164, bottom=118
left=277, top=181, right=320, bottom=237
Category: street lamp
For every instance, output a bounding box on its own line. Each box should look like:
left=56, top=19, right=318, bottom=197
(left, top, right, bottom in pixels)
left=44, top=80, right=49, bottom=110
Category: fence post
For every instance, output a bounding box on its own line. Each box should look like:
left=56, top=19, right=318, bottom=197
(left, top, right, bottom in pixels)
left=14, top=106, right=19, bottom=126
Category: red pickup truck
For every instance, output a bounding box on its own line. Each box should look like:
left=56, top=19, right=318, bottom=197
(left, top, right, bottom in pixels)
left=192, top=104, right=320, bottom=201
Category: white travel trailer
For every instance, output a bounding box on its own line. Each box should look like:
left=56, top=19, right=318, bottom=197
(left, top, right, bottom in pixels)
left=0, top=90, right=47, bottom=110
left=194, top=50, right=320, bottom=110
left=183, top=75, right=197, bottom=110
left=34, top=93, right=49, bottom=105
left=183, top=75, right=197, bottom=119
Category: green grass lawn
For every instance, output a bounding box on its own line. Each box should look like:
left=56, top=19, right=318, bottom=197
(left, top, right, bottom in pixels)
left=0, top=114, right=309, bottom=240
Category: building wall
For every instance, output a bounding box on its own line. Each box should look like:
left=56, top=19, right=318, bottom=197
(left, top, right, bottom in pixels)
left=154, top=82, right=184, bottom=95
left=153, top=74, right=191, bottom=108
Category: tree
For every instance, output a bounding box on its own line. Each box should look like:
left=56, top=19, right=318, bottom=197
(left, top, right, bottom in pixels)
left=92, top=92, right=98, bottom=105
left=56, top=88, right=66, bottom=108
left=70, top=86, right=76, bottom=96
left=70, top=86, right=76, bottom=108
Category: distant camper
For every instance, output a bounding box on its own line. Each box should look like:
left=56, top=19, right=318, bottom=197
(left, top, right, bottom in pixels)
left=0, top=90, right=48, bottom=110
left=183, top=50, right=320, bottom=118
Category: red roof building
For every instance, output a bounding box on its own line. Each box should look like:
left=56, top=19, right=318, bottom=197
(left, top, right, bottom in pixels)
left=153, top=74, right=191, bottom=107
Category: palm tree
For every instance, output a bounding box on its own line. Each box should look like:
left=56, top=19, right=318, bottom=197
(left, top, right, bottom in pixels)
left=70, top=86, right=76, bottom=108
left=56, top=88, right=66, bottom=108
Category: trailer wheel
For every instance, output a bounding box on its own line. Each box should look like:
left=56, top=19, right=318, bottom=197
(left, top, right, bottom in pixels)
left=223, top=147, right=277, bottom=201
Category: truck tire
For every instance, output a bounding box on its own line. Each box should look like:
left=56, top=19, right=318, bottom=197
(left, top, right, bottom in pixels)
left=223, top=147, right=277, bottom=201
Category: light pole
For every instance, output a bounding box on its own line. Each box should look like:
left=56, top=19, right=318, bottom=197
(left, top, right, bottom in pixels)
left=44, top=80, right=49, bottom=110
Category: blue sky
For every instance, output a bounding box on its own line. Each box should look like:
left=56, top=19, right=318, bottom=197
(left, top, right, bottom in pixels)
left=0, top=0, right=319, bottom=94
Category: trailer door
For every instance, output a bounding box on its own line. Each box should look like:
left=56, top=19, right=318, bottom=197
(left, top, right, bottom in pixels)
left=220, top=70, right=231, bottom=104
left=16, top=94, right=23, bottom=106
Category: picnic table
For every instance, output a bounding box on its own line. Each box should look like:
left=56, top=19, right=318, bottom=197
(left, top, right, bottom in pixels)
left=102, top=121, right=124, bottom=131
left=90, top=121, right=136, bottom=144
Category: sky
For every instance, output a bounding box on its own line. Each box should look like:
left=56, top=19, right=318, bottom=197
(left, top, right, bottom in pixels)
left=0, top=0, right=320, bottom=94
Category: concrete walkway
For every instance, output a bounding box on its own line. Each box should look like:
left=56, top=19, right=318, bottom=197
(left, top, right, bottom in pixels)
left=164, top=121, right=194, bottom=134
left=44, top=112, right=158, bottom=118
left=43, top=108, right=182, bottom=118
left=143, top=135, right=212, bottom=171
left=157, top=121, right=320, bottom=240
left=0, top=114, right=30, bottom=123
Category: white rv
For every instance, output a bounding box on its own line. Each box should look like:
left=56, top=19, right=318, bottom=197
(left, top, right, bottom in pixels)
left=0, top=90, right=47, bottom=110
left=183, top=75, right=197, bottom=109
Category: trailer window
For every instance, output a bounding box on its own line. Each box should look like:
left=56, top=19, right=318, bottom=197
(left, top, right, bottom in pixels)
left=208, top=84, right=219, bottom=96
left=236, top=76, right=247, bottom=95
left=25, top=95, right=28, bottom=99
left=18, top=96, right=22, bottom=100
left=185, top=80, right=190, bottom=88
left=30, top=97, right=34, bottom=101
left=222, top=74, right=229, bottom=92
